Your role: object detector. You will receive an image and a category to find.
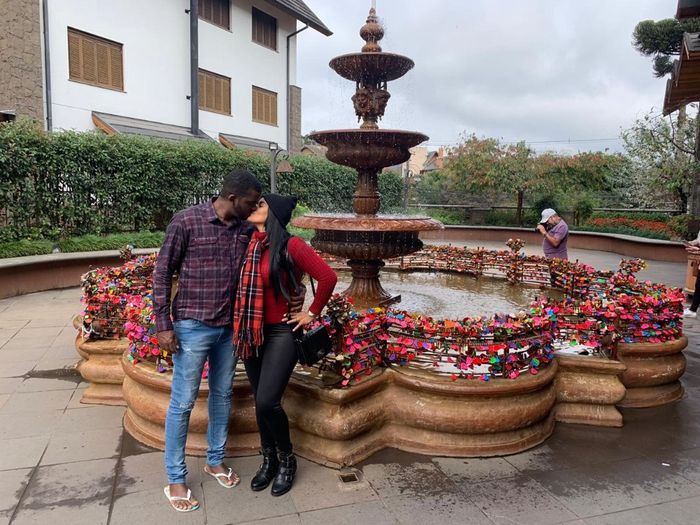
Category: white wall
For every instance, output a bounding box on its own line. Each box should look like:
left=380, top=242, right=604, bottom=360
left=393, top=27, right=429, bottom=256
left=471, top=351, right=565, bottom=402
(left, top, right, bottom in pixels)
left=47, top=0, right=299, bottom=149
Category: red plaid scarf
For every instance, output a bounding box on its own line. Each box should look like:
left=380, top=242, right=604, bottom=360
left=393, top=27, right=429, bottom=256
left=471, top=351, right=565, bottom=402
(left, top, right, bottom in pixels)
left=233, top=232, right=267, bottom=359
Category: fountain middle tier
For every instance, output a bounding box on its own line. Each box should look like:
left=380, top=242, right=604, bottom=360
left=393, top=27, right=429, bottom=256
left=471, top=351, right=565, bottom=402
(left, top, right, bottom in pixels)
left=309, top=129, right=428, bottom=171
left=292, top=214, right=442, bottom=261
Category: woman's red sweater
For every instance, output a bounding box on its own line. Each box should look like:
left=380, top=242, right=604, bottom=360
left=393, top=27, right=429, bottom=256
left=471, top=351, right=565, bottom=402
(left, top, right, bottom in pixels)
left=254, top=232, right=338, bottom=324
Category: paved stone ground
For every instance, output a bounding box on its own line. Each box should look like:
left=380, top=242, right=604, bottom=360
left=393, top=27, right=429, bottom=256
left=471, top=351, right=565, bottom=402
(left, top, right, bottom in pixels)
left=1, top=247, right=699, bottom=524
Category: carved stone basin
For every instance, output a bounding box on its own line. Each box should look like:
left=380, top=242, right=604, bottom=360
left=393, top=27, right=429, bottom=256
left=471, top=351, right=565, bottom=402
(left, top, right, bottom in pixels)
left=308, top=129, right=428, bottom=171
left=329, top=52, right=415, bottom=83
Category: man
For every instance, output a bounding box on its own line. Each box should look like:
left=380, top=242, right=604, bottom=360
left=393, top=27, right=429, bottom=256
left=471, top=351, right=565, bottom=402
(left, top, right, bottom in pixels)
left=536, top=208, right=568, bottom=260
left=154, top=168, right=261, bottom=512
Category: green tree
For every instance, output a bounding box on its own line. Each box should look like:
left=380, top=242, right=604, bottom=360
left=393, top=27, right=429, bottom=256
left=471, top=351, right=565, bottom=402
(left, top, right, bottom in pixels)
left=622, top=110, right=698, bottom=211
left=633, top=18, right=700, bottom=78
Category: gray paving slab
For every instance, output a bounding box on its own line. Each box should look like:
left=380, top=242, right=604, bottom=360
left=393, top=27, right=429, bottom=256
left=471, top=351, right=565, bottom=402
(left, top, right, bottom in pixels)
left=16, top=377, right=79, bottom=393
left=289, top=459, right=378, bottom=513
left=0, top=361, right=36, bottom=379
left=12, top=458, right=116, bottom=525
left=361, top=461, right=458, bottom=499
left=54, top=406, right=125, bottom=434
left=110, top=487, right=206, bottom=525
left=0, top=396, right=8, bottom=411
left=239, top=515, right=302, bottom=525
left=0, top=347, right=49, bottom=363
left=0, top=410, right=62, bottom=440
left=0, top=468, right=31, bottom=524
left=0, top=435, right=49, bottom=471
left=40, top=427, right=122, bottom=465
left=583, top=504, right=678, bottom=524
left=0, top=389, right=73, bottom=414
left=464, top=474, right=579, bottom=525
left=116, top=451, right=200, bottom=497
left=32, top=356, right=81, bottom=372
left=531, top=457, right=700, bottom=518
left=299, top=500, right=397, bottom=525
left=0, top=379, right=22, bottom=395
left=432, top=456, right=521, bottom=483
left=380, top=493, right=493, bottom=524
left=67, top=386, right=91, bottom=409
left=201, top=459, right=298, bottom=524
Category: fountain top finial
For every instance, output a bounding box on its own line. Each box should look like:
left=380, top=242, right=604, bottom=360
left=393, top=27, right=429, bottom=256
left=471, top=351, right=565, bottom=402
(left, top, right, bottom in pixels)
left=360, top=7, right=383, bottom=53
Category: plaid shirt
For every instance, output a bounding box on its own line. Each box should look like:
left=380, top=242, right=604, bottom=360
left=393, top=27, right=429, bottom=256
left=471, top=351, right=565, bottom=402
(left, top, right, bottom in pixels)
left=153, top=199, right=252, bottom=332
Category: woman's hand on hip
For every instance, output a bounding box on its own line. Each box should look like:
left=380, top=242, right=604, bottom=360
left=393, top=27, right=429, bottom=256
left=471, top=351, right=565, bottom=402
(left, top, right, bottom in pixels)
left=286, top=311, right=315, bottom=332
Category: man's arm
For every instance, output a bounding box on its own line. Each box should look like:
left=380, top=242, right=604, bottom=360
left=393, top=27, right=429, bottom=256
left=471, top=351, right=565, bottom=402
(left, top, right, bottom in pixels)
left=153, top=218, right=186, bottom=353
left=545, top=223, right=568, bottom=248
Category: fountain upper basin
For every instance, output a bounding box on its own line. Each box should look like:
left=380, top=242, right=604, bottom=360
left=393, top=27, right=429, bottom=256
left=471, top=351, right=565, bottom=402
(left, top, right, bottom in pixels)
left=329, top=52, right=415, bottom=83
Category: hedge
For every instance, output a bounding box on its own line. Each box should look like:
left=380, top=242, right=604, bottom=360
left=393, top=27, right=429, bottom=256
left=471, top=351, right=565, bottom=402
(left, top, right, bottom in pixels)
left=0, top=120, right=402, bottom=242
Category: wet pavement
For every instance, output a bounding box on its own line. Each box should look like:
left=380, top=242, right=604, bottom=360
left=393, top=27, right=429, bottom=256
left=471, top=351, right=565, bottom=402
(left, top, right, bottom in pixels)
left=0, top=247, right=699, bottom=524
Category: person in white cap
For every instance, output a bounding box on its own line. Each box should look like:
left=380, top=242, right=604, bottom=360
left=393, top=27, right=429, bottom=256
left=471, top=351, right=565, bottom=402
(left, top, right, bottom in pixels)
left=536, top=208, right=568, bottom=260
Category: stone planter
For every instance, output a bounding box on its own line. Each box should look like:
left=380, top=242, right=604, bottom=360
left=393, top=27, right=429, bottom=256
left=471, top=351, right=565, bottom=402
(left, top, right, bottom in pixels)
left=121, top=353, right=260, bottom=456
left=554, top=353, right=626, bottom=427
left=74, top=325, right=129, bottom=406
left=285, top=361, right=558, bottom=467
left=616, top=336, right=688, bottom=408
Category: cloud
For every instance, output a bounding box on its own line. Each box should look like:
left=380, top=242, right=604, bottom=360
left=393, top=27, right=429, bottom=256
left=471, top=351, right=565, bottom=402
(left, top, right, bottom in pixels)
left=297, top=0, right=677, bottom=153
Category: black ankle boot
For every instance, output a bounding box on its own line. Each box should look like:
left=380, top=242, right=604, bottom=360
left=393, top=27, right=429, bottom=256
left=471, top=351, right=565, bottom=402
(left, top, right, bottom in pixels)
left=270, top=450, right=297, bottom=496
left=251, top=447, right=278, bottom=491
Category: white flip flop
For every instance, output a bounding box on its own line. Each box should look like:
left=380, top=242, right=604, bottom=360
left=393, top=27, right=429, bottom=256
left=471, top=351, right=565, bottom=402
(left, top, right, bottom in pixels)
left=204, top=465, right=241, bottom=488
left=163, top=486, right=200, bottom=512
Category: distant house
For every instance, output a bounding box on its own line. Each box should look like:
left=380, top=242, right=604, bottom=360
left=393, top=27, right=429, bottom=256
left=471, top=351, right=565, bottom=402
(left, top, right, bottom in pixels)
left=300, top=143, right=327, bottom=157
left=0, top=0, right=331, bottom=152
left=421, top=147, right=447, bottom=173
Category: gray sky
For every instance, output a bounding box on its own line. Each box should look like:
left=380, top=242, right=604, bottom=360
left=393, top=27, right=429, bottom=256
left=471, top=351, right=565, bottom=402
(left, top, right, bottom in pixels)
left=297, top=0, right=678, bottom=154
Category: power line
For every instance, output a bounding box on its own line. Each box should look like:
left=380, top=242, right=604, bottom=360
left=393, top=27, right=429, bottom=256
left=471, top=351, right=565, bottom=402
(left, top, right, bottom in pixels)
left=421, top=137, right=624, bottom=147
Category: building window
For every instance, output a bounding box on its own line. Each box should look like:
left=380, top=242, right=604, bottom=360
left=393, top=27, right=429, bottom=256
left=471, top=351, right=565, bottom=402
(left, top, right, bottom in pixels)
left=68, top=28, right=123, bottom=91
left=199, top=0, right=230, bottom=30
left=252, top=7, right=277, bottom=50
left=199, top=69, right=231, bottom=115
left=252, top=86, right=277, bottom=126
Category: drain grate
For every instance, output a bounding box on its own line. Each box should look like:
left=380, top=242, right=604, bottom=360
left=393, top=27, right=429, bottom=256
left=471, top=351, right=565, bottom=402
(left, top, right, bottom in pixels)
left=338, top=472, right=360, bottom=484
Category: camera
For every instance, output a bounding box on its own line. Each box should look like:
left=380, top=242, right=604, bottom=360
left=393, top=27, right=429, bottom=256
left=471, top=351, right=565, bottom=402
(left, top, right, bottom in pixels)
left=535, top=222, right=553, bottom=232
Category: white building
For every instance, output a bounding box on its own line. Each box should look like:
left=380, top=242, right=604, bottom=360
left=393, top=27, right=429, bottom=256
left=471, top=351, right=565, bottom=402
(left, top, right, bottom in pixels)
left=1, top=0, right=331, bottom=152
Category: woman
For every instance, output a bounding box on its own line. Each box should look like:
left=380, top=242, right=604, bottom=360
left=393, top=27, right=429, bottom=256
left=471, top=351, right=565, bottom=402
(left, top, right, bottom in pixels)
left=233, top=193, right=337, bottom=496
left=684, top=234, right=700, bottom=318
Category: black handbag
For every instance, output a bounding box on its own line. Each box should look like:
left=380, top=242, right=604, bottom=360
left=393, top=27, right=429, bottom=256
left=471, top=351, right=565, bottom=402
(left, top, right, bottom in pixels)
left=292, top=278, right=333, bottom=366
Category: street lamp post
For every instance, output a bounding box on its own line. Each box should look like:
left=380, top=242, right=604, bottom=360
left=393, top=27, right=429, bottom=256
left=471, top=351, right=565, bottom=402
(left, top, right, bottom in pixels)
left=269, top=142, right=293, bottom=193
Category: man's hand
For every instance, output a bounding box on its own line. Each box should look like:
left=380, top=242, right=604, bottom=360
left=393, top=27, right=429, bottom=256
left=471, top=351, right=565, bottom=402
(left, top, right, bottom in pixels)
left=157, top=330, right=178, bottom=354
left=536, top=224, right=546, bottom=235
left=288, top=283, right=307, bottom=314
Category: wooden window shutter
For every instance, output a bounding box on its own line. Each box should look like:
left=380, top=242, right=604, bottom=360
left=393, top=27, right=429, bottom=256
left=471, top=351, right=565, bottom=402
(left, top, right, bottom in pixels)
left=199, top=0, right=230, bottom=30
left=67, top=28, right=123, bottom=91
left=252, top=86, right=277, bottom=126
left=198, top=69, right=231, bottom=115
left=252, top=8, right=277, bottom=50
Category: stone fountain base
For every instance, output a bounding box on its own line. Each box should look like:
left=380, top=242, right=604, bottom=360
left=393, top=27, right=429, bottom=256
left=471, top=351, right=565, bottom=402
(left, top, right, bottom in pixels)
left=121, top=352, right=559, bottom=465
left=616, top=337, right=688, bottom=408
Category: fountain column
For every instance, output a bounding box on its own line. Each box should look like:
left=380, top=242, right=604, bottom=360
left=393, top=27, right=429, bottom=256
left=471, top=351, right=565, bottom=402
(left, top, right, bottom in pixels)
left=292, top=7, right=443, bottom=308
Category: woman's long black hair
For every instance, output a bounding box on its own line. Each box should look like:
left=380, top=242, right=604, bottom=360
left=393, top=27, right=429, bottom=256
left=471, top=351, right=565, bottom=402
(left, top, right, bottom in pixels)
left=265, top=209, right=299, bottom=303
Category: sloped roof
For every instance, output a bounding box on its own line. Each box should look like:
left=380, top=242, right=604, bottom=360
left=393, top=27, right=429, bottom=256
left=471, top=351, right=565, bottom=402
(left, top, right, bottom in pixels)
left=92, top=112, right=213, bottom=141
left=219, top=133, right=272, bottom=153
left=677, top=0, right=700, bottom=19
left=263, top=0, right=332, bottom=36
left=663, top=33, right=700, bottom=114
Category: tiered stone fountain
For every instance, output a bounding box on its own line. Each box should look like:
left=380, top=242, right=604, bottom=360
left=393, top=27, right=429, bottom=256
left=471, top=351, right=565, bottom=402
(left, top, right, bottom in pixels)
left=292, top=7, right=442, bottom=308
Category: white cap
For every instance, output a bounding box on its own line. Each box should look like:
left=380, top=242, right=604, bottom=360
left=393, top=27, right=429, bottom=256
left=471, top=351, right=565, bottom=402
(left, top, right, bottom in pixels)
left=539, top=208, right=557, bottom=223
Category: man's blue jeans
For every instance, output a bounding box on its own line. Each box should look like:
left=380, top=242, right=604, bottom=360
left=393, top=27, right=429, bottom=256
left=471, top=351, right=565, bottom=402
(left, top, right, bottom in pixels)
left=164, top=319, right=236, bottom=484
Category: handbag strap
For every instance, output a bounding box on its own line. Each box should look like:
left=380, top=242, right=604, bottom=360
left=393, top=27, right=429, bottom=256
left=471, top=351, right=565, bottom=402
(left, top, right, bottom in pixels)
left=287, top=277, right=316, bottom=317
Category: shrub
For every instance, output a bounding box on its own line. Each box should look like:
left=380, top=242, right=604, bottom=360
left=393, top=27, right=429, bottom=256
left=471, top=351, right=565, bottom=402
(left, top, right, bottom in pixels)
left=0, top=119, right=402, bottom=242
left=668, top=214, right=700, bottom=240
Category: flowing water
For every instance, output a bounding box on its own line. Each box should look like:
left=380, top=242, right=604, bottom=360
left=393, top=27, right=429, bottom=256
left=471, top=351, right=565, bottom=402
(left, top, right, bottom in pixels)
left=332, top=270, right=562, bottom=319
